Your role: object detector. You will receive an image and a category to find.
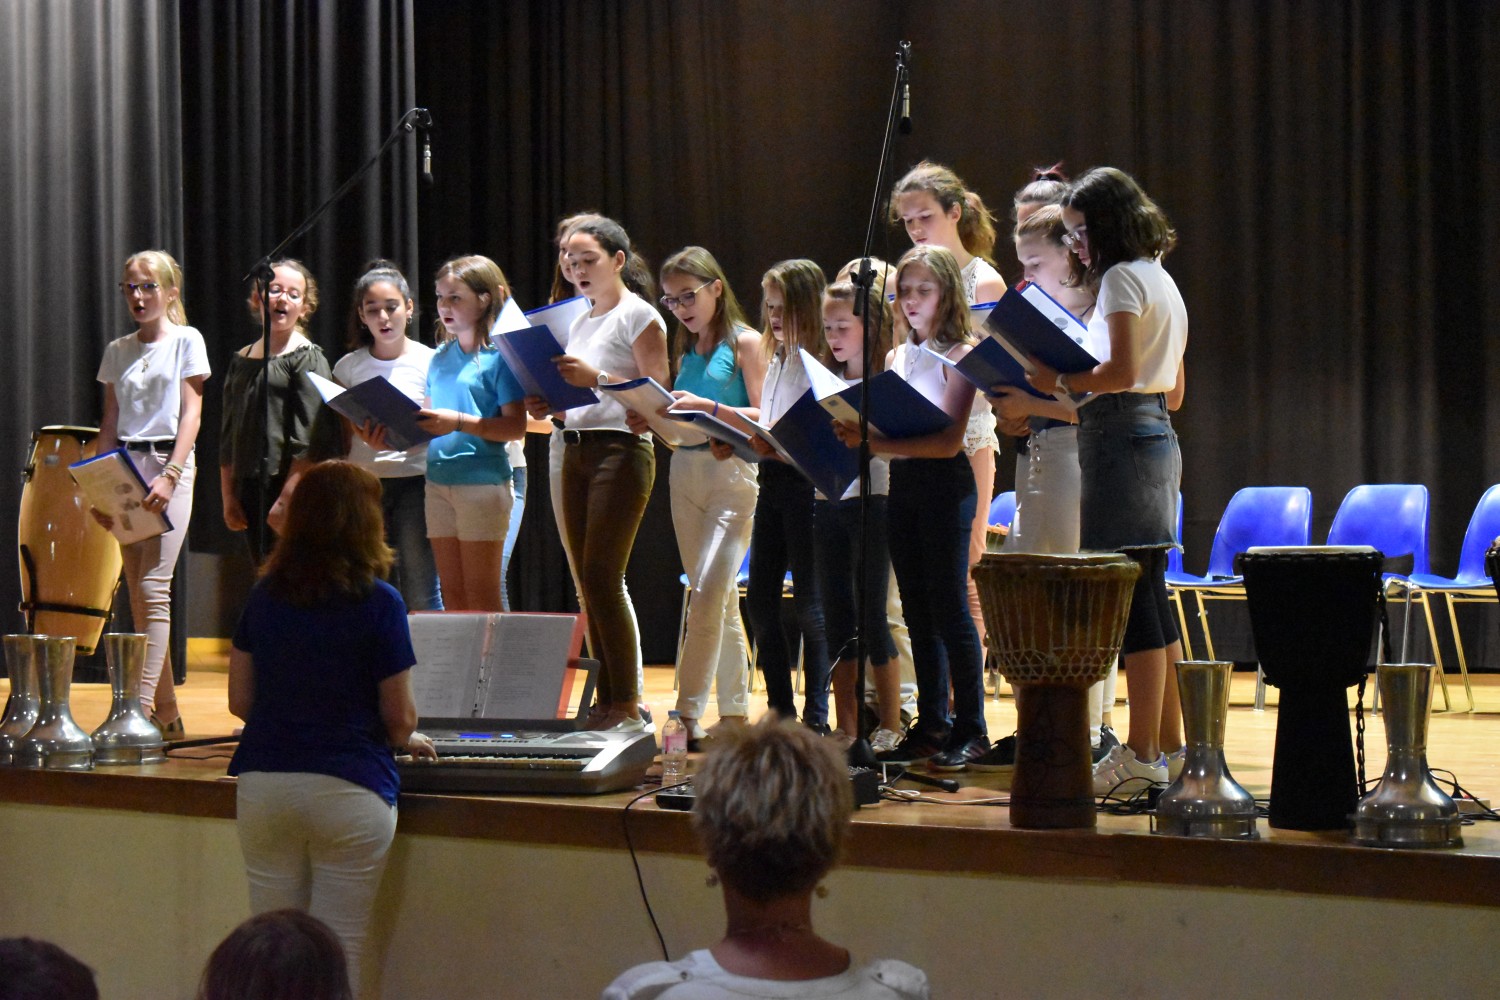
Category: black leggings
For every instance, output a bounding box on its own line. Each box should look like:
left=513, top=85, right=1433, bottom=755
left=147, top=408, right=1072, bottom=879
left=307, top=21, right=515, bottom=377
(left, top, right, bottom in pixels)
left=1120, top=547, right=1179, bottom=655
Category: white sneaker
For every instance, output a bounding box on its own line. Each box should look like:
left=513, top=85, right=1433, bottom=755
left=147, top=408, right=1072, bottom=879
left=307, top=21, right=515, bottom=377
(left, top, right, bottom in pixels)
left=1166, top=747, right=1186, bottom=783
left=601, top=713, right=650, bottom=734
left=1092, top=744, right=1168, bottom=794
left=869, top=727, right=903, bottom=755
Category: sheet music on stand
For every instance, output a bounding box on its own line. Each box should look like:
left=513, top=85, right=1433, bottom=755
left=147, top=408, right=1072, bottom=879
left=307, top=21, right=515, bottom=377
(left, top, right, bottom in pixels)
left=407, top=612, right=586, bottom=721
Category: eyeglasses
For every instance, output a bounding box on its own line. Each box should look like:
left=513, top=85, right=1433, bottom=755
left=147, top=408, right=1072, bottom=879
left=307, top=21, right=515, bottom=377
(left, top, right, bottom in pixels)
left=268, top=285, right=303, bottom=302
left=119, top=282, right=160, bottom=295
left=1062, top=227, right=1088, bottom=249
left=660, top=281, right=713, bottom=312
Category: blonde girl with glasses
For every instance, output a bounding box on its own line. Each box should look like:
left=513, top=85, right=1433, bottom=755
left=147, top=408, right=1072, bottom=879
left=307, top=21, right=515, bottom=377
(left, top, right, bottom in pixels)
left=94, top=249, right=211, bottom=735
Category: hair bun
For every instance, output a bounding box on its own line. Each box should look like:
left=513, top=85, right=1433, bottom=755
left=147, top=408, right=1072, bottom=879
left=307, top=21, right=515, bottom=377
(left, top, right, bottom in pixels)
left=1031, top=161, right=1069, bottom=183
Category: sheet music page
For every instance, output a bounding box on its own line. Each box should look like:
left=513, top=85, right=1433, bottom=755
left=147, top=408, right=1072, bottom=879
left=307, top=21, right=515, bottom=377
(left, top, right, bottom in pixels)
left=407, top=613, right=488, bottom=717
left=477, top=614, right=576, bottom=718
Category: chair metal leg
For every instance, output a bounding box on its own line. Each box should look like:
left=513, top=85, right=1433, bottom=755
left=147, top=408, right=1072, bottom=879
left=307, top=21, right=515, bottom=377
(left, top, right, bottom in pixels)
left=1169, top=588, right=1194, bottom=661
left=1414, top=589, right=1454, bottom=712
left=1195, top=592, right=1218, bottom=661
left=1442, top=593, right=1477, bottom=713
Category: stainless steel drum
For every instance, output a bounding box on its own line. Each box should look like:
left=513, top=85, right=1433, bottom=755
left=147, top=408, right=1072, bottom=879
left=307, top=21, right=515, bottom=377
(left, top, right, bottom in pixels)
left=14, top=635, right=93, bottom=770
left=91, top=632, right=166, bottom=765
left=0, top=635, right=42, bottom=765
left=1154, top=660, right=1259, bottom=839
left=1352, top=663, right=1463, bottom=848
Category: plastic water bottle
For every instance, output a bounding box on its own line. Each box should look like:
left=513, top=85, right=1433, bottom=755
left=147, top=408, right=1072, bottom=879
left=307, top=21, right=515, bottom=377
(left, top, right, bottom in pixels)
left=661, top=711, right=688, bottom=784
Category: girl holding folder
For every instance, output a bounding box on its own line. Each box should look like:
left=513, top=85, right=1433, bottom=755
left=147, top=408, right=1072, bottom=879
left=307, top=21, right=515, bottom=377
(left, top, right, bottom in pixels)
left=742, top=259, right=832, bottom=731
left=330, top=261, right=442, bottom=612
left=630, top=247, right=764, bottom=749
left=891, top=161, right=1004, bottom=668
left=94, top=249, right=210, bottom=735
left=533, top=216, right=668, bottom=733
left=1025, top=167, right=1188, bottom=792
left=413, top=255, right=527, bottom=611
left=833, top=245, right=987, bottom=771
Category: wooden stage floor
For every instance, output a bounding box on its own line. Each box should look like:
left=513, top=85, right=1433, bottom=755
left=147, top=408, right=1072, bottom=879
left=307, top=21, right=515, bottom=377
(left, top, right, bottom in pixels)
left=16, top=650, right=1500, bottom=810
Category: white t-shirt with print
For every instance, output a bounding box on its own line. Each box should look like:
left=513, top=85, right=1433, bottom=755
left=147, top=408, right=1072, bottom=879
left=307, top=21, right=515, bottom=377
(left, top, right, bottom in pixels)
left=96, top=324, right=212, bottom=441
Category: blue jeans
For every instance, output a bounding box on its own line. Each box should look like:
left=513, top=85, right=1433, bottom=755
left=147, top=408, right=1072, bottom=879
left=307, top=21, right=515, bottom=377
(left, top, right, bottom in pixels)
left=887, top=455, right=985, bottom=744
left=1077, top=393, right=1180, bottom=551
left=500, top=466, right=526, bottom=611
left=747, top=461, right=829, bottom=724
left=381, top=475, right=442, bottom=611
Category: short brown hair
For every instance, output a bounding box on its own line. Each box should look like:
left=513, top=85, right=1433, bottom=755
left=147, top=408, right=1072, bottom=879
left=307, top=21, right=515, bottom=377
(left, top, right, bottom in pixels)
left=692, top=717, right=853, bottom=903
left=261, top=461, right=393, bottom=607
left=196, top=910, right=351, bottom=1000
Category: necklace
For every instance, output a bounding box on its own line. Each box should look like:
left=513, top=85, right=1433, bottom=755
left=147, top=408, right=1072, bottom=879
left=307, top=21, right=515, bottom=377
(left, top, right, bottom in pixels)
left=1079, top=303, right=1097, bottom=321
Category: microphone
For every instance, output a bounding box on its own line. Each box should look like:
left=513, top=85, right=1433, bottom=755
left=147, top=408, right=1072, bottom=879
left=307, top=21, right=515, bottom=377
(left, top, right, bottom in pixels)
left=413, top=108, right=434, bottom=187
left=898, top=41, right=912, bottom=134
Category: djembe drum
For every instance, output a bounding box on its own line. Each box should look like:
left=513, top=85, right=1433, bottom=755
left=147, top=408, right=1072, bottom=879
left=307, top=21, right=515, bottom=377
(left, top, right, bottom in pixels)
left=1238, top=545, right=1383, bottom=831
left=973, top=552, right=1140, bottom=829
left=18, top=426, right=123, bottom=654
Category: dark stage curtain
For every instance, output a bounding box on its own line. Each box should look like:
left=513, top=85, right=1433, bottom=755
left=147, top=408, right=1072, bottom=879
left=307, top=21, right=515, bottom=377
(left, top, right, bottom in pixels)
left=179, top=0, right=419, bottom=623
left=1, top=0, right=185, bottom=678
left=412, top=0, right=1500, bottom=667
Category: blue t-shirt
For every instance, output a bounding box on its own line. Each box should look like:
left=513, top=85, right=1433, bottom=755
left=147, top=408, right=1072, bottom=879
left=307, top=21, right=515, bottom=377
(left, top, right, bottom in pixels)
left=674, top=337, right=749, bottom=406
left=229, top=578, right=416, bottom=805
left=424, top=341, right=525, bottom=485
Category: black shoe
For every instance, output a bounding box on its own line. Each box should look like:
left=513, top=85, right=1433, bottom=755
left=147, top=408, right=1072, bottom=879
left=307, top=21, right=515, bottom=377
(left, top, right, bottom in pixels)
left=875, top=724, right=946, bottom=765
left=967, top=732, right=1017, bottom=773
left=1092, top=724, right=1121, bottom=765
left=804, top=719, right=833, bottom=737
left=928, top=734, right=991, bottom=772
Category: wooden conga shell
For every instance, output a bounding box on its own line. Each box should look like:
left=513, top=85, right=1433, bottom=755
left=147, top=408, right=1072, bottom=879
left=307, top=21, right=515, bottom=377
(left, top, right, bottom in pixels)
left=17, top=426, right=122, bottom=654
left=973, top=553, right=1140, bottom=829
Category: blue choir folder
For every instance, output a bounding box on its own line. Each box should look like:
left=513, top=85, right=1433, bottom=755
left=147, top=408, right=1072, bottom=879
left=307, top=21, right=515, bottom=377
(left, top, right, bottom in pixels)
left=802, top=349, right=952, bottom=440
left=666, top=409, right=762, bottom=464
left=307, top=371, right=436, bottom=451
left=754, top=390, right=860, bottom=500
left=984, top=281, right=1098, bottom=375
left=490, top=297, right=599, bottom=412
left=922, top=337, right=1057, bottom=403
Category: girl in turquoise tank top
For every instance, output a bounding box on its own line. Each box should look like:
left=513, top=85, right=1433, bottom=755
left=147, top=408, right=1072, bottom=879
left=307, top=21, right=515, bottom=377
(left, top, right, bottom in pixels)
left=625, top=247, right=764, bottom=750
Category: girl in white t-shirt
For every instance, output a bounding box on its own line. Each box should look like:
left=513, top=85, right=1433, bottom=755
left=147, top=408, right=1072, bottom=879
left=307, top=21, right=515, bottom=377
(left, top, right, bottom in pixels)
left=332, top=261, right=442, bottom=612
left=528, top=217, right=668, bottom=732
left=1026, top=167, right=1189, bottom=793
left=94, top=250, right=211, bottom=734
left=741, top=260, right=831, bottom=730
left=890, top=161, right=1004, bottom=666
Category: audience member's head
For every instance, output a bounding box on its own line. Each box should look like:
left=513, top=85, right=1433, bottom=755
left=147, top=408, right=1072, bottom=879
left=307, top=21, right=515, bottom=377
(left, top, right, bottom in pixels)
left=196, top=910, right=352, bottom=1000
left=692, top=717, right=853, bottom=903
left=0, top=937, right=98, bottom=1000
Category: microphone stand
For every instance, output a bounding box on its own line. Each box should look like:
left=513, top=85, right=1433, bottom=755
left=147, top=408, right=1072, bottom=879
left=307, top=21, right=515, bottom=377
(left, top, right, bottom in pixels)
left=240, top=107, right=430, bottom=550
left=846, top=43, right=911, bottom=771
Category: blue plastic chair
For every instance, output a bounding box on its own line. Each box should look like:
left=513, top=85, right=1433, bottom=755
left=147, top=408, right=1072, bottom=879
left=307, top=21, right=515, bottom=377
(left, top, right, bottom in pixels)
left=1401, top=484, right=1500, bottom=713
left=989, top=490, right=1017, bottom=529
left=1325, top=484, right=1442, bottom=708
left=1166, top=487, right=1313, bottom=707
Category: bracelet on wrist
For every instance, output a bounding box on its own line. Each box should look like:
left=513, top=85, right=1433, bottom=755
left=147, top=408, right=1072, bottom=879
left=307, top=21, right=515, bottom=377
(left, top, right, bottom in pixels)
left=712, top=400, right=720, bottom=417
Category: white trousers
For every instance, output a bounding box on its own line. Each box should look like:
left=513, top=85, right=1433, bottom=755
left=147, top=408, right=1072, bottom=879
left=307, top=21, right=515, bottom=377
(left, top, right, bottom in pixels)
left=120, top=449, right=195, bottom=714
left=670, top=449, right=757, bottom=720
left=236, top=771, right=397, bottom=994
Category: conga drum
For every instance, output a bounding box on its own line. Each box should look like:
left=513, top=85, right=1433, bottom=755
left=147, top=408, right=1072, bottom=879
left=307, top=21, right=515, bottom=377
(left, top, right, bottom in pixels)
left=1238, top=545, right=1383, bottom=831
left=972, top=552, right=1140, bottom=829
left=17, top=426, right=123, bottom=654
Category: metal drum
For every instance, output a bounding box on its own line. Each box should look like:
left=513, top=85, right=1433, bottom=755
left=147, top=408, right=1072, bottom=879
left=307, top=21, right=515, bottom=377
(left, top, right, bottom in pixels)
left=90, top=632, right=165, bottom=765
left=1352, top=663, right=1463, bottom=848
left=972, top=552, right=1139, bottom=829
left=13, top=635, right=93, bottom=771
left=0, top=635, right=41, bottom=765
left=1238, top=545, right=1382, bottom=831
left=1154, top=660, right=1259, bottom=839
left=18, top=425, right=123, bottom=654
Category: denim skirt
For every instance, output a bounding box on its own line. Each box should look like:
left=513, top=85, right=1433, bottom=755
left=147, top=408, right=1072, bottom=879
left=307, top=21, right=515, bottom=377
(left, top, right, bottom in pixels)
left=1077, top=392, right=1181, bottom=552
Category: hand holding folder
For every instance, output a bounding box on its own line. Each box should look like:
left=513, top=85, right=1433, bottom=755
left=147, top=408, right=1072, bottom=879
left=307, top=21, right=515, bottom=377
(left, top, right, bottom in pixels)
left=491, top=296, right=600, bottom=412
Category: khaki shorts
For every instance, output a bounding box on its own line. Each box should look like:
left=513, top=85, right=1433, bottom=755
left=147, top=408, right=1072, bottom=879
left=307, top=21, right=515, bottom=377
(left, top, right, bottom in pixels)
left=424, top=481, right=512, bottom=542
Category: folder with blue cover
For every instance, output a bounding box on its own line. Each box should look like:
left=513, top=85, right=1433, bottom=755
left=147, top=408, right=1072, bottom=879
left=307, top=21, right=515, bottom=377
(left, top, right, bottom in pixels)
left=983, top=280, right=1098, bottom=375
left=490, top=297, right=600, bottom=412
